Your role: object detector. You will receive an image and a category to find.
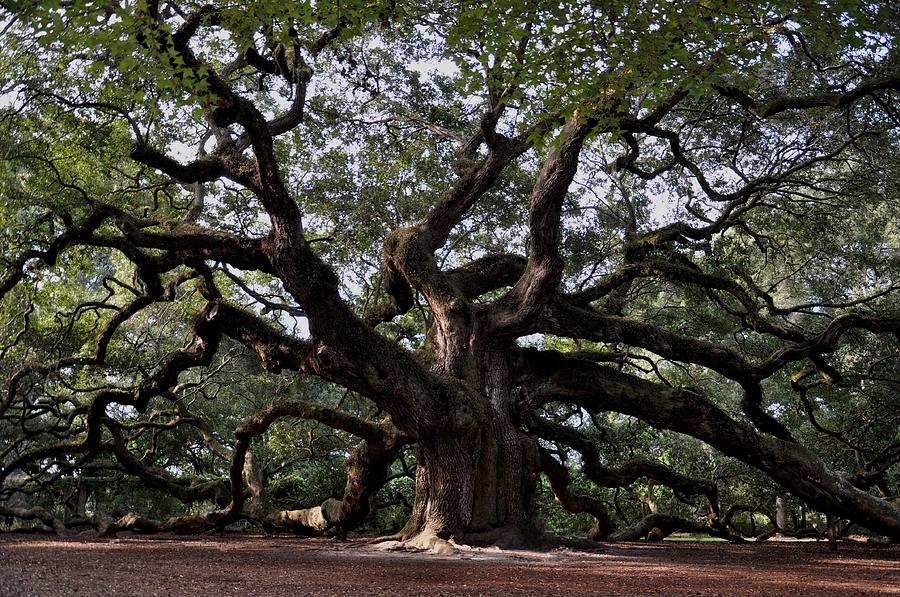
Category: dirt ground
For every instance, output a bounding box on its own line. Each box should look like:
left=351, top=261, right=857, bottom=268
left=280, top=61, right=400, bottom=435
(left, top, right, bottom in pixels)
left=0, top=534, right=898, bottom=596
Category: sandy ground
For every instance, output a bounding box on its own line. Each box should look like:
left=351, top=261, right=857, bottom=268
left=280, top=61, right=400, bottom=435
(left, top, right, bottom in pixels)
left=0, top=534, right=898, bottom=596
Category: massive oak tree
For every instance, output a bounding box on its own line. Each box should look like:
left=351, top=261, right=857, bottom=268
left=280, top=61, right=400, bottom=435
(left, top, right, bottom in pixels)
left=1, top=1, right=899, bottom=546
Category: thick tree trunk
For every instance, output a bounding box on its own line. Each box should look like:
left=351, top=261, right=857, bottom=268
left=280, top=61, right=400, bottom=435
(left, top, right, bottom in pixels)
left=398, top=419, right=540, bottom=544
left=398, top=343, right=541, bottom=545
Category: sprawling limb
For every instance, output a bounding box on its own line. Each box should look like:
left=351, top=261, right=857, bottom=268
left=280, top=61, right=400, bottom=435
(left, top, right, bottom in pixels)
left=102, top=394, right=410, bottom=537
left=538, top=448, right=612, bottom=540
left=0, top=286, right=230, bottom=485
left=491, top=114, right=598, bottom=335
left=714, top=74, right=900, bottom=118
left=0, top=209, right=109, bottom=304
left=610, top=512, right=741, bottom=542
left=537, top=298, right=899, bottom=439
left=106, top=422, right=230, bottom=506
left=527, top=415, right=720, bottom=515
left=529, top=415, right=725, bottom=540
left=512, top=349, right=900, bottom=540
left=0, top=504, right=67, bottom=534
left=231, top=398, right=410, bottom=534
left=201, top=299, right=452, bottom=434
left=538, top=299, right=754, bottom=382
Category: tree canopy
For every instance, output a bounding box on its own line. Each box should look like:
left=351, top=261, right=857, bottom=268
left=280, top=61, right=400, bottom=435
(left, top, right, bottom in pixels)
left=1, top=0, right=899, bottom=546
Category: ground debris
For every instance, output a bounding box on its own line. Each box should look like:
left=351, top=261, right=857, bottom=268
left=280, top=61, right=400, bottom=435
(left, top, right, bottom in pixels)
left=0, top=534, right=898, bottom=596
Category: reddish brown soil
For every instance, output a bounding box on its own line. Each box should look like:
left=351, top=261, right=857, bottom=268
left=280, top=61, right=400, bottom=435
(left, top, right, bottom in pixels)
left=0, top=534, right=898, bottom=596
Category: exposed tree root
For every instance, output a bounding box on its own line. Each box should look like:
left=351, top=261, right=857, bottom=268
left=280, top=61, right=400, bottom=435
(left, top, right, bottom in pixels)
left=375, top=530, right=458, bottom=555
left=370, top=524, right=610, bottom=554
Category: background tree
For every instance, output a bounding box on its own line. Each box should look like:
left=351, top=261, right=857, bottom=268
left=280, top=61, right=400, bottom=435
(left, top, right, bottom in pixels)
left=1, top=0, right=899, bottom=547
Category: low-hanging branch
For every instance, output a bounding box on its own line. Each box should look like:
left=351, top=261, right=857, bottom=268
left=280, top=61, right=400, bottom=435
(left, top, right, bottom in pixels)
left=527, top=414, right=720, bottom=517
left=512, top=347, right=900, bottom=541
left=538, top=447, right=613, bottom=540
